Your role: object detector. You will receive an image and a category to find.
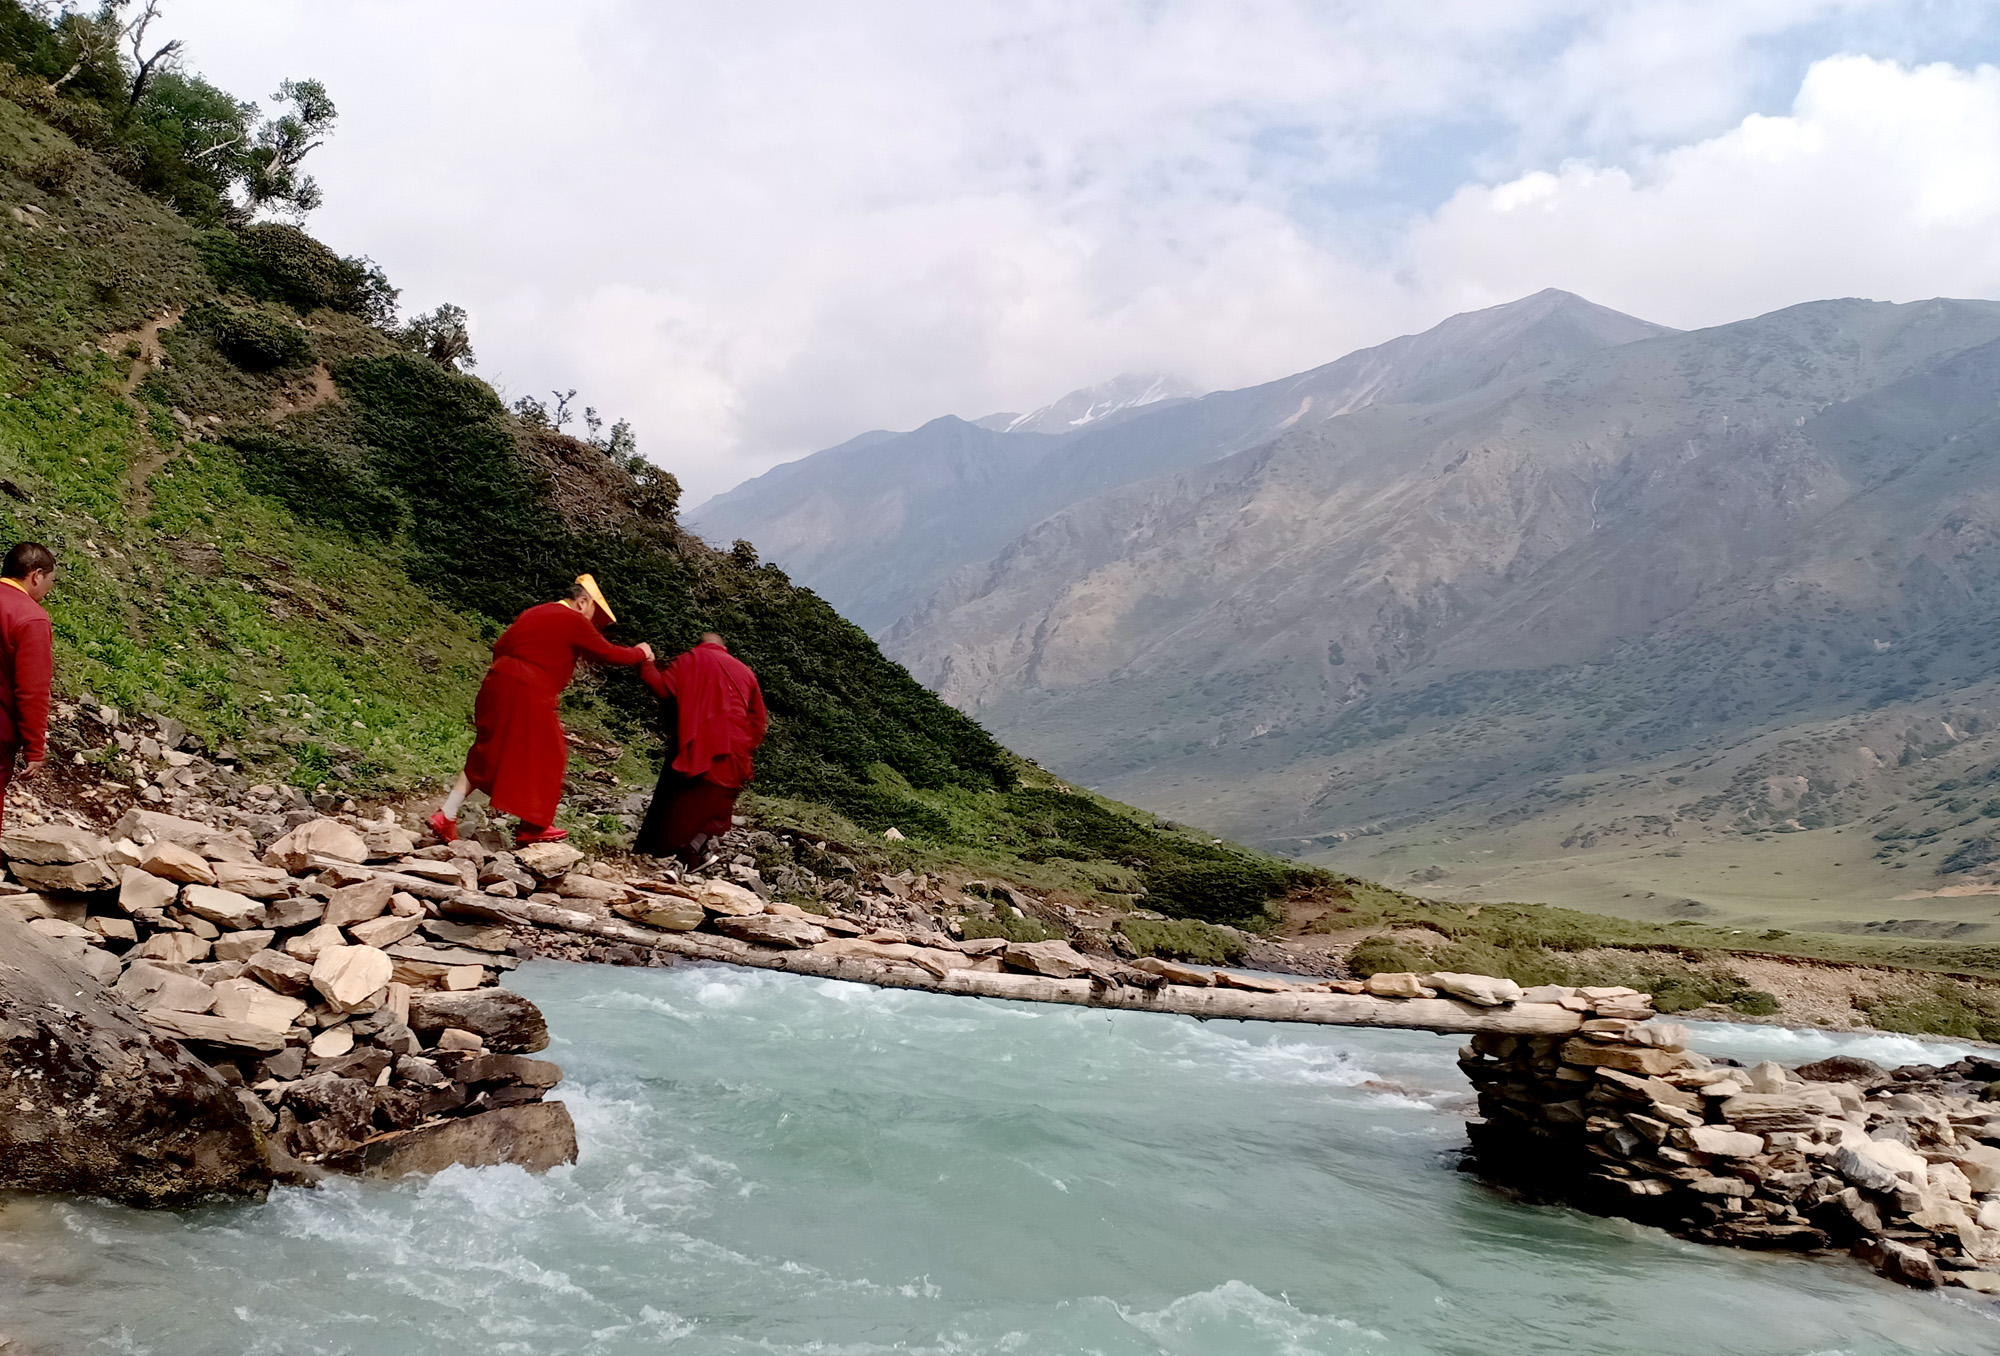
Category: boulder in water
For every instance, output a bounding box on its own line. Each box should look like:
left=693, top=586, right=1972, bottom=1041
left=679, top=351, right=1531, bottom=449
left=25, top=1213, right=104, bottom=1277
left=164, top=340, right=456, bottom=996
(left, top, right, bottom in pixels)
left=329, top=1099, right=577, bottom=1178
left=0, top=907, right=269, bottom=1206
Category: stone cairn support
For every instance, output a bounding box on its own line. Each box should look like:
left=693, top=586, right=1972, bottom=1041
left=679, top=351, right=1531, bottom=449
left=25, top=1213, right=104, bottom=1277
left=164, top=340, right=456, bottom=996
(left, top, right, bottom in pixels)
left=1, top=800, right=579, bottom=1202
left=1461, top=1008, right=2000, bottom=1294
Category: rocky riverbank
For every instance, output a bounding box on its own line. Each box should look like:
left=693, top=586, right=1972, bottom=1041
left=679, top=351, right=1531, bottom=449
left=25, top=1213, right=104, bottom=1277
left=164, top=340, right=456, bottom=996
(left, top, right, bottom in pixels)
left=0, top=709, right=585, bottom=1204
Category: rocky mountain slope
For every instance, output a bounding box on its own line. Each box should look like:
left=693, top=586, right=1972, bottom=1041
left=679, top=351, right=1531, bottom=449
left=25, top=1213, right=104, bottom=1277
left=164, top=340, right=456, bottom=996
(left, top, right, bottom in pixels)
left=867, top=294, right=2000, bottom=924
left=689, top=291, right=1666, bottom=631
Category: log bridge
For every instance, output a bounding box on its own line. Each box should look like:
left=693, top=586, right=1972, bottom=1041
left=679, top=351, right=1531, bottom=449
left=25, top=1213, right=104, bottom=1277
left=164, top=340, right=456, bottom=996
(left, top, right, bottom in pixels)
left=435, top=892, right=1597, bottom=1037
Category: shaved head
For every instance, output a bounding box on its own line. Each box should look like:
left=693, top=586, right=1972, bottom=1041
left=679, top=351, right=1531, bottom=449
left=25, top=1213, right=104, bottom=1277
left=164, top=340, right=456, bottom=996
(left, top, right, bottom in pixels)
left=700, top=631, right=724, bottom=646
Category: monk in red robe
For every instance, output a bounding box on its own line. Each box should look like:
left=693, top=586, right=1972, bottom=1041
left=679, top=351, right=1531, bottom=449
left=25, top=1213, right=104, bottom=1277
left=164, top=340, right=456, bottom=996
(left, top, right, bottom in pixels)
left=634, top=632, right=767, bottom=865
left=430, top=574, right=653, bottom=847
left=0, top=542, right=56, bottom=831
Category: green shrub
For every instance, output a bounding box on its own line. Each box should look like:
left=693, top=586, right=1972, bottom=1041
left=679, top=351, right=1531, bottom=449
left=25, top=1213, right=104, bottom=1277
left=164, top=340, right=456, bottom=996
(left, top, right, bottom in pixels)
left=1865, top=984, right=2000, bottom=1042
left=962, top=913, right=1061, bottom=943
left=1348, top=936, right=1431, bottom=976
left=21, top=145, right=83, bottom=190
left=1146, top=859, right=1293, bottom=924
left=193, top=301, right=314, bottom=371
left=229, top=429, right=404, bottom=538
left=820, top=782, right=953, bottom=840
left=1731, top=990, right=1781, bottom=1016
left=1429, top=939, right=1571, bottom=988
left=1118, top=917, right=1246, bottom=966
left=197, top=224, right=396, bottom=322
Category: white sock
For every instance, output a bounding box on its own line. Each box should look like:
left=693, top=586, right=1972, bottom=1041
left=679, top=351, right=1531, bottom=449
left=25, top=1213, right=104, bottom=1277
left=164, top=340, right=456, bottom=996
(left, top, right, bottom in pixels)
left=442, top=786, right=467, bottom=818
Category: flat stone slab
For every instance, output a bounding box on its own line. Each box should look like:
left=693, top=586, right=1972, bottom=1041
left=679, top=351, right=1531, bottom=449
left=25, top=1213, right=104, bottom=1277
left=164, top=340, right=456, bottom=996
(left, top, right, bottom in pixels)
left=143, top=1008, right=287, bottom=1052
left=387, top=941, right=518, bottom=970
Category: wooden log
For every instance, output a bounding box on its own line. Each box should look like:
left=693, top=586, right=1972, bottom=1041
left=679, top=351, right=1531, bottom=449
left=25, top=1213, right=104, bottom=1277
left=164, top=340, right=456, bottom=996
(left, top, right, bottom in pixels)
left=439, top=895, right=1586, bottom=1036
left=441, top=894, right=751, bottom=959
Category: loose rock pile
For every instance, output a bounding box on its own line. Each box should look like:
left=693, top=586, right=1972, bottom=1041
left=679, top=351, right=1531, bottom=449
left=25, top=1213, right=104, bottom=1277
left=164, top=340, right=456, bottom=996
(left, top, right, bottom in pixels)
left=1462, top=1021, right=2000, bottom=1293
left=2, top=794, right=576, bottom=1184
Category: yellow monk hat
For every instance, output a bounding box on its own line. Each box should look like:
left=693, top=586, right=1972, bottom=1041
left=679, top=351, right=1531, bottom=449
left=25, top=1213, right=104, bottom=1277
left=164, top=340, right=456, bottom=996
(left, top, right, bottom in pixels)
left=576, top=573, right=616, bottom=623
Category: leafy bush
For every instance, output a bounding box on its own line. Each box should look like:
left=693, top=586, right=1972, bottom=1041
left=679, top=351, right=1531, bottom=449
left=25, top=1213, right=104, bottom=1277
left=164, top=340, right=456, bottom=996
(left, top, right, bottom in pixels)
left=961, top=912, right=1062, bottom=943
left=1146, top=859, right=1291, bottom=923
left=20, top=145, right=82, bottom=190
left=193, top=300, right=314, bottom=371
left=819, top=781, right=953, bottom=840
left=1865, top=984, right=2000, bottom=1042
left=196, top=224, right=395, bottom=322
left=230, top=428, right=404, bottom=539
left=1000, top=785, right=1324, bottom=923
left=1118, top=917, right=1246, bottom=966
left=1348, top=936, right=1430, bottom=976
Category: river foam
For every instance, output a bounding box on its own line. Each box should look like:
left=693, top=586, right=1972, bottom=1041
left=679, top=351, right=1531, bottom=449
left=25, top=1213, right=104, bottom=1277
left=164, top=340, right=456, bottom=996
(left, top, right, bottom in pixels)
left=2, top=959, right=1997, bottom=1354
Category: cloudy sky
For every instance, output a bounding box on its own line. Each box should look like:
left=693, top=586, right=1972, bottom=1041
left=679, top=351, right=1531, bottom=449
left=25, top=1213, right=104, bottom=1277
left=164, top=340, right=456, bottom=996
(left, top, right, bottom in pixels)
left=162, top=1, right=2000, bottom=504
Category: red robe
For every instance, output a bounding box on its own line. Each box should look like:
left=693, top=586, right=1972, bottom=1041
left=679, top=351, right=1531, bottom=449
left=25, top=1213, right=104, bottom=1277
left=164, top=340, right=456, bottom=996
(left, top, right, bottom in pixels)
left=644, top=641, right=768, bottom=788
left=633, top=642, right=767, bottom=856
left=464, top=601, right=646, bottom=828
left=0, top=579, right=52, bottom=830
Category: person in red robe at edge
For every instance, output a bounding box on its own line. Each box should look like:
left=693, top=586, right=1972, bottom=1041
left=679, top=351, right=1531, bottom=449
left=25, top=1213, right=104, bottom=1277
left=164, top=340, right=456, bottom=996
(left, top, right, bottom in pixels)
left=429, top=574, right=653, bottom=847
left=0, top=541, right=56, bottom=831
left=633, top=632, right=767, bottom=866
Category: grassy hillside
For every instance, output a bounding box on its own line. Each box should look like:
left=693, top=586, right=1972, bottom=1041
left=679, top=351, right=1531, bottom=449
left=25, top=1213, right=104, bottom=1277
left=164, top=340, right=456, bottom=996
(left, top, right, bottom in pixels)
left=0, top=48, right=1320, bottom=930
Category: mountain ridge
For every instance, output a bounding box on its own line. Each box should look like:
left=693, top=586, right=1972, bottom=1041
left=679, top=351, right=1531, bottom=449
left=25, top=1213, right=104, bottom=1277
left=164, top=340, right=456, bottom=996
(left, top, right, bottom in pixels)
left=690, top=288, right=1674, bottom=631
left=878, top=293, right=2000, bottom=923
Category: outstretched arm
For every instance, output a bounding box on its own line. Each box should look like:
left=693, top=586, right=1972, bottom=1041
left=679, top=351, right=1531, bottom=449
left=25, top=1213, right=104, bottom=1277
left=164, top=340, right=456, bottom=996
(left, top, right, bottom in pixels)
left=565, top=608, right=650, bottom=667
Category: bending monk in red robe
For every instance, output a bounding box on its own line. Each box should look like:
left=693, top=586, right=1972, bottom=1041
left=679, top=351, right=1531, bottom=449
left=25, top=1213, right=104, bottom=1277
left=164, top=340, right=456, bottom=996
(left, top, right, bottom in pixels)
left=430, top=575, right=652, bottom=847
left=633, top=632, right=767, bottom=865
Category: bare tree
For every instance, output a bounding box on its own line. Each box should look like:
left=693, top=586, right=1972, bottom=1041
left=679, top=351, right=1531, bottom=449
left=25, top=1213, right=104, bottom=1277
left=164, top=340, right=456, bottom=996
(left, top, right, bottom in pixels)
left=45, top=0, right=124, bottom=91
left=549, top=388, right=577, bottom=431
left=125, top=0, right=183, bottom=105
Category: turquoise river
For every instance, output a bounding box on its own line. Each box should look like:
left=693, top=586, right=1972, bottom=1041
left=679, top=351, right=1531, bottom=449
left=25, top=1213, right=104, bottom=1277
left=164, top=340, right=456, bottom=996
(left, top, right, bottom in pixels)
left=2, top=959, right=1999, bottom=1354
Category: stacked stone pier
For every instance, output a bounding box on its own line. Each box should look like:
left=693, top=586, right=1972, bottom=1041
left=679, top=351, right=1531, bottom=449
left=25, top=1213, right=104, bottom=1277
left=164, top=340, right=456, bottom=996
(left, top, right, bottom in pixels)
left=1460, top=1018, right=2000, bottom=1293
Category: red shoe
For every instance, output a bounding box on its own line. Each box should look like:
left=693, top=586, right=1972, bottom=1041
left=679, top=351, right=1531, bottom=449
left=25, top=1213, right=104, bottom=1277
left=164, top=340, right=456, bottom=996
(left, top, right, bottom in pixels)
left=427, top=811, right=458, bottom=844
left=514, top=825, right=569, bottom=846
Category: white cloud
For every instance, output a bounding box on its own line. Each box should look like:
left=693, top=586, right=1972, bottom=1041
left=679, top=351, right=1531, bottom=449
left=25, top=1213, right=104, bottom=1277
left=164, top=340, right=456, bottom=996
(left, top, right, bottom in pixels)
left=152, top=2, right=1998, bottom=502
left=1409, top=56, right=2000, bottom=324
